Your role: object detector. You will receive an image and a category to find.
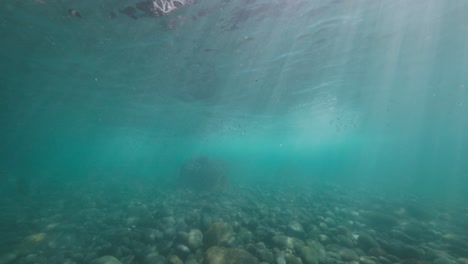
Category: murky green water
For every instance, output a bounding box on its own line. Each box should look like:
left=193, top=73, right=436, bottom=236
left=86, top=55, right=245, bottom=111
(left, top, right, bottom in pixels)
left=1, top=0, right=468, bottom=256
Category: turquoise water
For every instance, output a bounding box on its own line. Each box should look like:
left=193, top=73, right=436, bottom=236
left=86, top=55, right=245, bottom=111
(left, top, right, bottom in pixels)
left=3, top=0, right=467, bottom=194
left=1, top=0, right=468, bottom=261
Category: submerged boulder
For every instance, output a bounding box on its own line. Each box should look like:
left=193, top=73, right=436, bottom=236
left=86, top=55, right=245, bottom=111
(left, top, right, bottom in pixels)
left=180, top=156, right=228, bottom=192
left=204, top=222, right=233, bottom=248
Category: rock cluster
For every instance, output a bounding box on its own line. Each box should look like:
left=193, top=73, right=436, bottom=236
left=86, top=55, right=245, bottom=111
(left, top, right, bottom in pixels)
left=0, top=181, right=466, bottom=264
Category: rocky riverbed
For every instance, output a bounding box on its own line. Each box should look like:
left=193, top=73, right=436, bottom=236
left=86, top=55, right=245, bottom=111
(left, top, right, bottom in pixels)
left=1, top=180, right=467, bottom=264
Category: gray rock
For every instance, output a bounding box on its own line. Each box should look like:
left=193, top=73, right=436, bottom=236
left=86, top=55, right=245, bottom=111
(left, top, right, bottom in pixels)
left=319, top=222, right=328, bottom=230
left=336, top=235, right=354, bottom=248
left=326, top=252, right=341, bottom=261
left=338, top=248, right=358, bottom=262
left=301, top=246, right=319, bottom=264
left=24, top=254, right=38, bottom=263
left=205, top=246, right=258, bottom=264
left=176, top=244, right=191, bottom=257
left=272, top=235, right=304, bottom=251
left=359, top=256, right=376, bottom=264
left=391, top=230, right=417, bottom=244
left=433, top=257, right=457, bottom=264
left=257, top=249, right=274, bottom=263
left=288, top=221, right=305, bottom=237
left=357, top=234, right=379, bottom=251
left=90, top=256, right=122, bottom=264
left=300, top=242, right=325, bottom=264
left=188, top=229, right=203, bottom=249
left=121, top=255, right=134, bottom=264
left=144, top=253, right=168, bottom=264
left=164, top=227, right=177, bottom=239
left=285, top=253, right=303, bottom=264
left=0, top=253, right=18, bottom=264
left=399, top=245, right=425, bottom=259
left=168, top=255, right=183, bottom=264
left=276, top=256, right=286, bottom=264
left=204, top=222, right=233, bottom=248
left=238, top=227, right=253, bottom=242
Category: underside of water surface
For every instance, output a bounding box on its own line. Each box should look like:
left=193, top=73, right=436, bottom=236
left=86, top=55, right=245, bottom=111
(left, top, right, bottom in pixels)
left=0, top=0, right=468, bottom=263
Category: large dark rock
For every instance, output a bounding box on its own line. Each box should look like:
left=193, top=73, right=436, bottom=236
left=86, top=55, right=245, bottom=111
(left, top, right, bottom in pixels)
left=204, top=222, right=233, bottom=248
left=357, top=234, right=380, bottom=252
left=180, top=156, right=228, bottom=192
left=363, top=211, right=399, bottom=229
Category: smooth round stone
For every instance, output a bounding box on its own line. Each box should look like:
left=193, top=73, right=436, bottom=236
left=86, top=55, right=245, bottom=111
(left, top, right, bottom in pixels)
left=0, top=253, right=18, bottom=264
left=368, top=247, right=386, bottom=257
left=326, top=252, right=341, bottom=261
left=318, top=234, right=328, bottom=243
left=359, top=256, right=376, bottom=264
left=188, top=229, right=203, bottom=249
left=256, top=242, right=267, bottom=250
left=357, top=234, right=379, bottom=251
left=205, top=246, right=258, bottom=264
left=168, top=255, right=183, bottom=264
left=324, top=217, right=336, bottom=226
left=433, top=257, right=457, bottom=264
left=300, top=243, right=325, bottom=264
left=337, top=235, right=354, bottom=248
left=90, top=256, right=122, bottom=264
left=319, top=223, right=328, bottom=230
left=144, top=253, right=168, bottom=264
left=144, top=229, right=163, bottom=242
left=288, top=221, right=305, bottom=236
left=272, top=235, right=304, bottom=251
left=284, top=253, right=302, bottom=264
left=164, top=227, right=177, bottom=239
left=257, top=249, right=274, bottom=263
left=276, top=256, right=286, bottom=264
left=400, top=245, right=425, bottom=259
left=336, top=226, right=349, bottom=235
left=204, top=222, right=233, bottom=248
left=24, top=254, right=38, bottom=263
left=339, top=248, right=359, bottom=261
left=176, top=244, right=191, bottom=257
left=161, top=216, right=175, bottom=226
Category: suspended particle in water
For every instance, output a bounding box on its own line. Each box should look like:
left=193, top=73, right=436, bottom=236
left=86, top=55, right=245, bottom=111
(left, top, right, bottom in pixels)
left=68, top=9, right=81, bottom=18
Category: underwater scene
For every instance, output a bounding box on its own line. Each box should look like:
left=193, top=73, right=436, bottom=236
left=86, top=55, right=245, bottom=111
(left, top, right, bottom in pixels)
left=1, top=0, right=468, bottom=263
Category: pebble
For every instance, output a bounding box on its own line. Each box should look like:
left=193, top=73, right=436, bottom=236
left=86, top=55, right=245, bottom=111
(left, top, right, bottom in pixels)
left=276, top=256, right=286, bottom=264
left=205, top=246, right=258, bottom=264
left=175, top=244, right=191, bottom=257
left=288, top=221, right=305, bottom=237
left=144, top=252, right=168, bottom=264
left=257, top=249, right=274, bottom=263
left=204, top=222, right=234, bottom=248
left=90, top=256, right=122, bottom=264
left=272, top=235, right=304, bottom=251
left=433, top=257, right=457, bottom=264
left=24, top=254, right=38, bottom=263
left=285, top=253, right=303, bottom=264
left=357, top=234, right=380, bottom=251
left=168, top=255, right=183, bottom=264
left=0, top=253, right=17, bottom=264
left=338, top=248, right=359, bottom=261
left=300, top=241, right=325, bottom=264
